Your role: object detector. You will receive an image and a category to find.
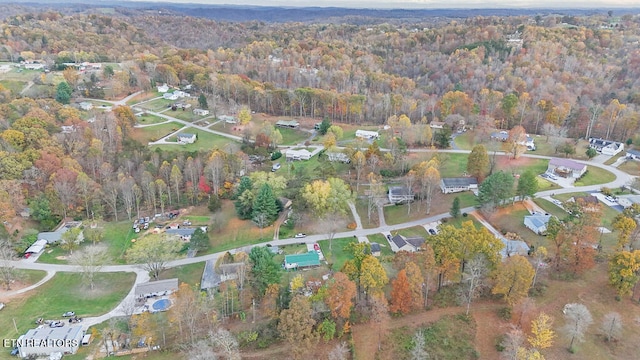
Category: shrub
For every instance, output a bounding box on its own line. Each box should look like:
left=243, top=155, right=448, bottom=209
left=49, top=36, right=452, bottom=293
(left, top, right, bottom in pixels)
left=495, top=334, right=506, bottom=352
left=462, top=212, right=468, bottom=217
left=497, top=306, right=512, bottom=320
left=208, top=196, right=222, bottom=212
left=346, top=222, right=357, bottom=230
left=271, top=151, right=282, bottom=160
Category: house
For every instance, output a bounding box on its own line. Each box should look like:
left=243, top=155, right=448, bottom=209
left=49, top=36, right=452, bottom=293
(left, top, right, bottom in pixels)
left=589, top=138, right=624, bottom=156
left=286, top=149, right=312, bottom=161
left=219, top=115, right=236, bottom=123
left=491, top=131, right=536, bottom=150
left=173, top=90, right=189, bottom=98
left=177, top=133, right=197, bottom=144
left=370, top=242, right=381, bottom=257
left=429, top=121, right=445, bottom=129
left=78, top=102, right=93, bottom=111
left=163, top=92, right=179, bottom=100
left=547, top=158, right=587, bottom=179
left=157, top=84, right=169, bottom=93
left=626, top=148, right=640, bottom=160
left=355, top=130, right=380, bottom=140
left=165, top=228, right=197, bottom=241
left=524, top=214, right=552, bottom=235
left=23, top=62, right=44, bottom=70
left=16, top=326, right=84, bottom=358
left=276, top=120, right=300, bottom=129
left=200, top=260, right=246, bottom=290
left=500, top=238, right=530, bottom=258
left=284, top=251, right=320, bottom=270
left=193, top=109, right=209, bottom=116
left=440, top=177, right=479, bottom=194
left=390, top=234, right=425, bottom=252
left=388, top=186, right=415, bottom=204
left=135, top=278, right=178, bottom=299
left=326, top=152, right=351, bottom=163
left=61, top=125, right=76, bottom=134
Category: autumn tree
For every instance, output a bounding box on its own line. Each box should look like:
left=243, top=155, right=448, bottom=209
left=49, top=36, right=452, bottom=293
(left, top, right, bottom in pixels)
left=359, top=255, right=388, bottom=299
left=325, top=272, right=356, bottom=323
left=608, top=250, right=640, bottom=297
left=238, top=106, right=252, bottom=125
left=125, top=234, right=182, bottom=279
left=459, top=255, right=488, bottom=315
left=416, top=158, right=440, bottom=214
left=404, top=261, right=424, bottom=310
left=492, top=255, right=535, bottom=305
left=352, top=150, right=366, bottom=191
left=467, top=144, right=490, bottom=181
left=528, top=312, right=555, bottom=351
left=278, top=295, right=316, bottom=359
left=60, top=227, right=82, bottom=255
left=562, top=303, right=593, bottom=352
left=504, top=125, right=527, bottom=159
left=389, top=269, right=412, bottom=315
left=612, top=215, right=637, bottom=250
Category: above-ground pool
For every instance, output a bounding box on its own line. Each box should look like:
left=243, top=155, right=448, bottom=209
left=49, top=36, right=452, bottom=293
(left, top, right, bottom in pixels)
left=152, top=298, right=172, bottom=311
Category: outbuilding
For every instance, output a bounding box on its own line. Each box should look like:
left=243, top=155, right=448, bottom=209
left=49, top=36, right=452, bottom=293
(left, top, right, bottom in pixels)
left=284, top=252, right=320, bottom=270
left=17, top=325, right=84, bottom=358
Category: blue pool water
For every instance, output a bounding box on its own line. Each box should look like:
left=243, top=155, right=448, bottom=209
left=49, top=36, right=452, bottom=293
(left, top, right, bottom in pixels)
left=152, top=299, right=171, bottom=311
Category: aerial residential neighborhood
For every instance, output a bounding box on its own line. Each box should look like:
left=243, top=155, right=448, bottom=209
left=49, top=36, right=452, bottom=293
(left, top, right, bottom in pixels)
left=1, top=3, right=640, bottom=360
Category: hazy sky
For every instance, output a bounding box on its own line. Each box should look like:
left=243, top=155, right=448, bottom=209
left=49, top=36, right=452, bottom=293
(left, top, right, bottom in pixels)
left=126, top=0, right=640, bottom=9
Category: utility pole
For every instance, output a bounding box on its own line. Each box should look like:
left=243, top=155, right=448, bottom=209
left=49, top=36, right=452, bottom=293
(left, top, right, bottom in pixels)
left=252, top=298, right=256, bottom=323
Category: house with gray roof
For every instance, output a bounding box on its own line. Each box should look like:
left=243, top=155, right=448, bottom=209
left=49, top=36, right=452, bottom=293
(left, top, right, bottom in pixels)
left=388, top=186, right=414, bottom=204
left=440, top=177, right=478, bottom=194
left=547, top=158, right=587, bottom=179
left=17, top=325, right=84, bottom=358
left=589, top=137, right=624, bottom=156
left=135, top=278, right=178, bottom=298
left=524, top=214, right=552, bottom=235
left=626, top=148, right=640, bottom=160
left=390, top=234, right=425, bottom=252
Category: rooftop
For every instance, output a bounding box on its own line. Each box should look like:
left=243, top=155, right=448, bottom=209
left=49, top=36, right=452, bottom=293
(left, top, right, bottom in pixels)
left=135, top=278, right=178, bottom=297
left=441, top=177, right=478, bottom=187
left=22, top=325, right=83, bottom=342
left=389, top=186, right=412, bottom=196
left=549, top=158, right=586, bottom=171
left=285, top=251, right=320, bottom=267
left=524, top=214, right=552, bottom=228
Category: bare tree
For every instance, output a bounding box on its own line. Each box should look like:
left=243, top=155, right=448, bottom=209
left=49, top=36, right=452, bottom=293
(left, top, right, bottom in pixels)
left=410, top=330, right=430, bottom=360
left=600, top=312, right=622, bottom=342
left=328, top=342, right=350, bottom=360
left=211, top=328, right=240, bottom=360
left=500, top=325, right=525, bottom=360
left=458, top=255, right=488, bottom=315
left=562, top=303, right=593, bottom=351
left=69, top=244, right=109, bottom=290
left=185, top=340, right=218, bottom=360
left=0, top=240, right=18, bottom=290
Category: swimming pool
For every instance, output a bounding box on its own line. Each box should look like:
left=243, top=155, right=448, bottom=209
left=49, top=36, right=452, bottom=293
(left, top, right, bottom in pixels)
left=152, top=298, right=172, bottom=311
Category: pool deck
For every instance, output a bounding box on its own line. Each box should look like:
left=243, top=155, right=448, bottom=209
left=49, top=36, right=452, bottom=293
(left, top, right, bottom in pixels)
left=134, top=295, right=174, bottom=314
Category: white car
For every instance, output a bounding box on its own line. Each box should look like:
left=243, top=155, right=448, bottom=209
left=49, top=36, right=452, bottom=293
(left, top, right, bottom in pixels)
left=294, top=233, right=306, bottom=238
left=605, top=195, right=617, bottom=203
left=552, top=199, right=563, bottom=206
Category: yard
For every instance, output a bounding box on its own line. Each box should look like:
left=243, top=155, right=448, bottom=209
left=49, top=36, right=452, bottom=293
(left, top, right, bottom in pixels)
left=393, top=226, right=429, bottom=239
left=0, top=272, right=135, bottom=344
left=158, top=262, right=205, bottom=287
left=318, top=237, right=357, bottom=271
left=367, top=234, right=395, bottom=257
left=278, top=127, right=310, bottom=145
left=486, top=203, right=546, bottom=248
left=574, top=166, right=616, bottom=186
left=355, top=198, right=380, bottom=229
left=131, top=122, right=182, bottom=144
left=617, top=160, right=640, bottom=176
left=135, top=98, right=175, bottom=112
left=153, top=129, right=234, bottom=152
left=135, top=113, right=169, bottom=125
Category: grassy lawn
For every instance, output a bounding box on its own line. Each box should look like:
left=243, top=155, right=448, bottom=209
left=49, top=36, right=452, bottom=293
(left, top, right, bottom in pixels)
left=533, top=198, right=568, bottom=219
left=136, top=98, right=174, bottom=111
left=393, top=226, right=429, bottom=239
left=158, top=262, right=205, bottom=287
left=455, top=192, right=478, bottom=209
left=135, top=113, right=168, bottom=125
left=13, top=269, right=48, bottom=287
left=127, top=91, right=161, bottom=105
left=152, top=129, right=234, bottom=152
left=604, top=152, right=625, bottom=165
left=0, top=79, right=26, bottom=94
left=207, top=201, right=266, bottom=254
left=435, top=153, right=469, bottom=178
left=453, top=131, right=475, bottom=150
left=367, top=233, right=394, bottom=255
left=536, top=176, right=561, bottom=191
left=617, top=160, right=640, bottom=176
left=278, top=127, right=310, bottom=145
left=574, top=166, right=616, bottom=186
left=131, top=122, right=182, bottom=143
left=318, top=237, right=357, bottom=271
left=180, top=215, right=211, bottom=225
left=355, top=198, right=379, bottom=229
left=0, top=272, right=135, bottom=342
left=487, top=204, right=545, bottom=247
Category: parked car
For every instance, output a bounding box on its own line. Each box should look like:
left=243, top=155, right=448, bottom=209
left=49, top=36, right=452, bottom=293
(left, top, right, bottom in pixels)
left=294, top=233, right=306, bottom=238
left=547, top=173, right=558, bottom=180
left=23, top=253, right=31, bottom=259
left=552, top=199, right=563, bottom=206
left=62, top=311, right=75, bottom=317
left=49, top=321, right=64, bottom=328
left=0, top=302, right=5, bottom=311
left=313, top=243, right=320, bottom=251
left=271, top=163, right=281, bottom=172
left=605, top=195, right=617, bottom=203
left=428, top=229, right=437, bottom=235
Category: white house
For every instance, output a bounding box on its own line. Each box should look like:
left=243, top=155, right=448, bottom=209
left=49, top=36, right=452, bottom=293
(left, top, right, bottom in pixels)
left=157, top=84, right=169, bottom=93
left=440, top=177, right=478, bottom=194
left=491, top=130, right=536, bottom=150
left=524, top=214, right=552, bottom=235
left=23, top=62, right=44, bottom=70
left=78, top=102, right=93, bottom=111
left=355, top=130, right=380, bottom=140
left=388, top=186, right=414, bottom=203
left=285, top=149, right=312, bottom=161
left=626, top=148, right=640, bottom=160
left=219, top=115, right=236, bottom=123
left=17, top=326, right=84, bottom=358
left=547, top=158, right=587, bottom=179
left=177, top=133, right=197, bottom=144
left=589, top=138, right=624, bottom=156
left=326, top=152, right=351, bottom=163
left=429, top=121, right=445, bottom=129
left=135, top=278, right=178, bottom=299
left=163, top=92, right=179, bottom=100
left=193, top=108, right=210, bottom=116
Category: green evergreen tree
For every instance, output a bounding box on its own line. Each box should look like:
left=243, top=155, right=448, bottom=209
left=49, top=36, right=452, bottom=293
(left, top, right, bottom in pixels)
left=198, top=93, right=208, bottom=109
left=189, top=228, right=209, bottom=252
left=477, top=171, right=515, bottom=211
left=516, top=170, right=539, bottom=201
left=450, top=196, right=461, bottom=218
left=55, top=81, right=72, bottom=104
left=234, top=176, right=254, bottom=219
left=319, top=117, right=331, bottom=135
left=252, top=183, right=279, bottom=225
left=249, top=246, right=282, bottom=296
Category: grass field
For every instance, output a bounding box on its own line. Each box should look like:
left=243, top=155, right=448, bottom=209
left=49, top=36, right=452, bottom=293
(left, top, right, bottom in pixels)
left=393, top=226, right=429, bottom=239
left=136, top=98, right=174, bottom=111
left=136, top=113, right=169, bottom=125
left=355, top=198, right=379, bottom=229
left=278, top=127, right=310, bottom=145
left=367, top=234, right=395, bottom=256
left=318, top=237, right=357, bottom=271
left=0, top=79, right=26, bottom=94
left=159, top=262, right=205, bottom=287
left=574, top=166, right=616, bottom=186
left=154, top=129, right=233, bottom=152
left=617, top=160, right=640, bottom=176
left=0, top=272, right=135, bottom=343
left=131, top=122, right=182, bottom=143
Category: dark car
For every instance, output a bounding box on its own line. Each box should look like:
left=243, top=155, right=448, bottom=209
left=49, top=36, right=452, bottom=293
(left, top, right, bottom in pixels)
left=428, top=229, right=437, bottom=235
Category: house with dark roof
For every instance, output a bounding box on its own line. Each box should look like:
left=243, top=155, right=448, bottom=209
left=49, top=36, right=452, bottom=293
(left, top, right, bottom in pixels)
left=390, top=234, right=425, bottom=252
left=370, top=243, right=381, bottom=257
left=200, top=260, right=246, bottom=290
left=589, top=137, right=624, bottom=156
left=284, top=251, right=320, bottom=270
left=166, top=228, right=197, bottom=241
left=626, top=148, right=640, bottom=160
left=524, top=214, right=552, bottom=235
left=440, top=177, right=479, bottom=194
left=388, top=186, right=414, bottom=203
left=547, top=158, right=587, bottom=179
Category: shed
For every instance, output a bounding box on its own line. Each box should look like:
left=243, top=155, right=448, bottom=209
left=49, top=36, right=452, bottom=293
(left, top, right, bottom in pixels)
left=193, top=109, right=210, bottom=116
left=219, top=115, right=236, bottom=123
left=177, top=133, right=197, bottom=144
left=25, top=239, right=48, bottom=254
left=284, top=251, right=320, bottom=270
left=370, top=242, right=381, bottom=257
left=135, top=278, right=178, bottom=298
